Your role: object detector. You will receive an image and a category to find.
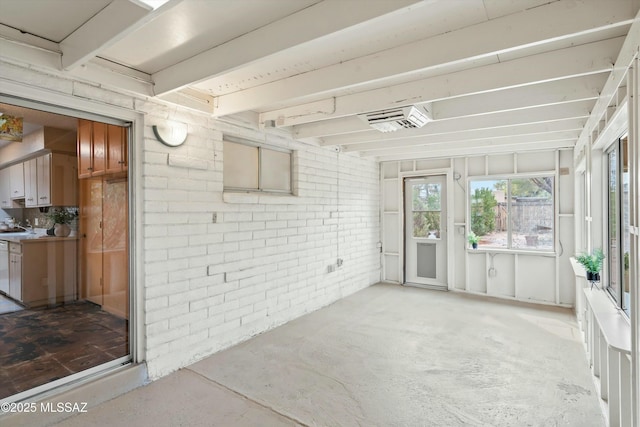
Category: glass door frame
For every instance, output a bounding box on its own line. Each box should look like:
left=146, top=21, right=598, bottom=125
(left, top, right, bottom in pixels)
left=0, top=91, right=141, bottom=403
left=399, top=169, right=454, bottom=290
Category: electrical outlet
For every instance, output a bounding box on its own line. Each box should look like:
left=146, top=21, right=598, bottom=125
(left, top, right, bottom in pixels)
left=212, top=212, right=217, bottom=223
left=327, top=264, right=336, bottom=273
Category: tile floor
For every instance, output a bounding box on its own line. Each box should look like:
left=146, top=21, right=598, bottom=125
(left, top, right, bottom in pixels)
left=0, top=301, right=128, bottom=399
left=0, top=294, right=23, bottom=315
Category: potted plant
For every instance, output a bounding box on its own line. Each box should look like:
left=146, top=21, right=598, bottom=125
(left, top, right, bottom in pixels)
left=46, top=208, right=76, bottom=237
left=576, top=248, right=605, bottom=283
left=468, top=231, right=479, bottom=249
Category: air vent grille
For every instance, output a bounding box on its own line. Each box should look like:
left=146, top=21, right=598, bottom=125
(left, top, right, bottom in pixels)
left=358, top=105, right=431, bottom=133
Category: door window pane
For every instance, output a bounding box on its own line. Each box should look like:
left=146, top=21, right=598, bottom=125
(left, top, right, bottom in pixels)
left=412, top=183, right=441, bottom=238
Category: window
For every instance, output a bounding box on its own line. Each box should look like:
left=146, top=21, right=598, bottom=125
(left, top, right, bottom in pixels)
left=411, top=182, right=441, bottom=238
left=606, top=136, right=630, bottom=315
left=223, top=139, right=292, bottom=193
left=469, top=176, right=554, bottom=251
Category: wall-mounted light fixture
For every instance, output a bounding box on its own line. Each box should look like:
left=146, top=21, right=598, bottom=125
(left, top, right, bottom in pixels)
left=152, top=121, right=188, bottom=147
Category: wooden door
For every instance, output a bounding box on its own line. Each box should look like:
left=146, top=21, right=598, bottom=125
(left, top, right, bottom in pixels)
left=102, top=176, right=129, bottom=318
left=79, top=178, right=104, bottom=306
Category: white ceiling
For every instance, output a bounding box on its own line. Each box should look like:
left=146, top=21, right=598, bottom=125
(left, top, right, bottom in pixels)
left=0, top=0, right=638, bottom=161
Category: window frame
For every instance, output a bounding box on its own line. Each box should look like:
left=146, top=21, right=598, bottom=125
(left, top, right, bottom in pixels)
left=604, top=135, right=630, bottom=316
left=223, top=137, right=293, bottom=194
left=467, top=172, right=556, bottom=253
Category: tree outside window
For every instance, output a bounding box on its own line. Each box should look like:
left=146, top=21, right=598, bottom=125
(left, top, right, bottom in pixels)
left=469, top=177, right=554, bottom=251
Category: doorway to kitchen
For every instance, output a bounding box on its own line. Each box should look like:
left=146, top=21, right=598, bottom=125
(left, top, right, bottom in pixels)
left=403, top=175, right=448, bottom=289
left=0, top=100, right=132, bottom=401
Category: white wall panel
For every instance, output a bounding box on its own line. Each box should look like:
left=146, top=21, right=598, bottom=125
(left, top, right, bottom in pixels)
left=454, top=232, right=466, bottom=290
left=384, top=213, right=399, bottom=253
left=467, top=155, right=486, bottom=176
left=400, top=160, right=414, bottom=172
left=385, top=255, right=399, bottom=282
left=488, top=153, right=514, bottom=175
left=383, top=180, right=398, bottom=212
left=467, top=252, right=487, bottom=293
left=517, top=255, right=555, bottom=303
left=517, top=150, right=555, bottom=172
left=382, top=162, right=398, bottom=179
left=416, top=158, right=450, bottom=171
left=487, top=253, right=515, bottom=298
left=558, top=216, right=576, bottom=305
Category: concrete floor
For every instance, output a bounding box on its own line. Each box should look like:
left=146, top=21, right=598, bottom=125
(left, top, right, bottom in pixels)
left=54, top=283, right=603, bottom=427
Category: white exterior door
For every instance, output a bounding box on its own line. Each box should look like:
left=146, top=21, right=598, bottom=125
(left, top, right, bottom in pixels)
left=404, top=175, right=447, bottom=288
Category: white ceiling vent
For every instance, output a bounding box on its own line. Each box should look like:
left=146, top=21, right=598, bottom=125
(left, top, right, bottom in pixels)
left=358, top=105, right=432, bottom=133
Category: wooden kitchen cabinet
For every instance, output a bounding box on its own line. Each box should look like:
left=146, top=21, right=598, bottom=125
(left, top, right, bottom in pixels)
left=78, top=119, right=127, bottom=178
left=106, top=124, right=127, bottom=173
left=6, top=239, right=77, bottom=308
left=24, top=239, right=77, bottom=307
left=9, top=163, right=24, bottom=199
left=25, top=153, right=77, bottom=207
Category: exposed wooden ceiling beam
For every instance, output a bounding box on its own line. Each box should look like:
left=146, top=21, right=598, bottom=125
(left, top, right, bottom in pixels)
left=321, top=100, right=593, bottom=146
left=151, top=0, right=420, bottom=95
left=372, top=140, right=575, bottom=162
left=61, top=0, right=153, bottom=70
left=262, top=37, right=621, bottom=127
left=343, top=119, right=586, bottom=153
left=217, top=0, right=632, bottom=117
left=292, top=74, right=606, bottom=138
left=575, top=7, right=640, bottom=154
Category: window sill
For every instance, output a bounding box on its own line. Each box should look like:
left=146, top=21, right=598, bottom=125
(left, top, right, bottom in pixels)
left=583, top=287, right=631, bottom=354
left=467, top=247, right=556, bottom=256
left=223, top=191, right=299, bottom=204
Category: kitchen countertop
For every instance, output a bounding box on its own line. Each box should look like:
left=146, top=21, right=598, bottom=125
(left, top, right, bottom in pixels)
left=0, top=233, right=78, bottom=243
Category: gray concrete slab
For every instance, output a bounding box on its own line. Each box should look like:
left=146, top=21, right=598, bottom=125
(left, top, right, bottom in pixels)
left=54, top=284, right=604, bottom=427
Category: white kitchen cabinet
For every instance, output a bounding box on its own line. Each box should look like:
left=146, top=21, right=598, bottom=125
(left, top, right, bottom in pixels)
left=9, top=252, right=22, bottom=302
left=24, top=157, right=38, bottom=207
left=36, top=154, right=51, bottom=205
left=9, top=163, right=24, bottom=199
left=24, top=153, right=77, bottom=207
left=0, top=168, right=14, bottom=208
left=0, top=240, right=8, bottom=295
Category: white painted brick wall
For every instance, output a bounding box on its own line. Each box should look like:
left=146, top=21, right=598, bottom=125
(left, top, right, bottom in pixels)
left=0, top=59, right=381, bottom=382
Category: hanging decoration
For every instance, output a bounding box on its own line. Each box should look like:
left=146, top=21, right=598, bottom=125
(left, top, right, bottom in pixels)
left=0, top=113, right=23, bottom=142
